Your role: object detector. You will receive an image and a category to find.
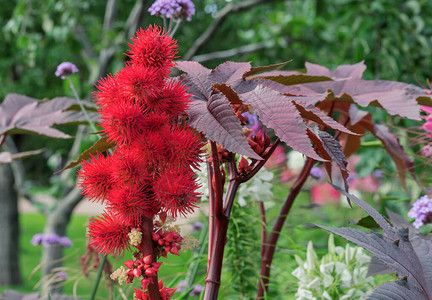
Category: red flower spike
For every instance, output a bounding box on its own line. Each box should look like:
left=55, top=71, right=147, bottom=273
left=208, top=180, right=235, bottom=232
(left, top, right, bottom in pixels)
left=78, top=153, right=114, bottom=203
left=87, top=212, right=130, bottom=256
left=152, top=262, right=163, bottom=270
left=160, top=287, right=176, bottom=299
left=135, top=288, right=144, bottom=299
left=159, top=211, right=167, bottom=224
left=170, top=246, right=179, bottom=256
left=133, top=268, right=142, bottom=278
left=127, top=25, right=178, bottom=77
left=145, top=268, right=156, bottom=277
left=141, top=278, right=151, bottom=291
left=123, top=260, right=135, bottom=269
left=158, top=280, right=164, bottom=289
left=143, top=255, right=152, bottom=265
left=165, top=232, right=174, bottom=243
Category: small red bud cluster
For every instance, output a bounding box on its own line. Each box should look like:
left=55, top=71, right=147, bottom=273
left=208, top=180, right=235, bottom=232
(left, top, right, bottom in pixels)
left=135, top=279, right=175, bottom=300
left=247, top=130, right=271, bottom=156
left=152, top=229, right=183, bottom=257
left=123, top=255, right=162, bottom=284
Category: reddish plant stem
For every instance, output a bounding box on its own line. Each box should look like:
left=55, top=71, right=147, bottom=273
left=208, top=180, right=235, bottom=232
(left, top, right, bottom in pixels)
left=141, top=217, right=161, bottom=299
left=207, top=161, right=215, bottom=268
left=259, top=202, right=267, bottom=257
left=210, top=141, right=224, bottom=218
left=204, top=151, right=240, bottom=299
left=242, top=139, right=281, bottom=183
left=0, top=134, right=7, bottom=149
left=257, top=157, right=315, bottom=299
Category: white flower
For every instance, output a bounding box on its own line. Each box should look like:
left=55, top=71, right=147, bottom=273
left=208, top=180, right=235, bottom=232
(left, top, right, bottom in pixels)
left=292, top=234, right=376, bottom=299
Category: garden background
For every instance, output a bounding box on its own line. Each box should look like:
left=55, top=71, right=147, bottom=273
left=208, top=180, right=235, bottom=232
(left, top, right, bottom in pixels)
left=1, top=0, right=432, bottom=299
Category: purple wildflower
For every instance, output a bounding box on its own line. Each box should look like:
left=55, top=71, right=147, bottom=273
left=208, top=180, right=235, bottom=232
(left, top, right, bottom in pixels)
left=176, top=280, right=188, bottom=292
left=42, top=233, right=61, bottom=246
left=347, top=172, right=358, bottom=182
left=242, top=112, right=261, bottom=136
left=189, top=284, right=204, bottom=296
left=372, top=169, right=383, bottom=179
left=31, top=233, right=44, bottom=246
left=57, top=271, right=68, bottom=280
left=191, top=221, right=203, bottom=232
left=408, top=195, right=432, bottom=229
left=55, top=62, right=78, bottom=79
left=58, top=236, right=73, bottom=248
left=310, top=167, right=324, bottom=180
left=149, top=0, right=195, bottom=22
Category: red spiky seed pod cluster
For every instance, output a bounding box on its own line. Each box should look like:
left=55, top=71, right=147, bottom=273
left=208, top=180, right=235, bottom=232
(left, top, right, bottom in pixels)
left=78, top=25, right=204, bottom=259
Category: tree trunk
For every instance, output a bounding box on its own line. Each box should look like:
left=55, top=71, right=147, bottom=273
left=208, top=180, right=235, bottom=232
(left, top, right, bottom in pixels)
left=40, top=211, right=72, bottom=296
left=0, top=163, right=22, bottom=285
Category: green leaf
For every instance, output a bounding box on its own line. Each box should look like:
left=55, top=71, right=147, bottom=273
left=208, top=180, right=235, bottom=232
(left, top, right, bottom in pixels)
left=55, top=137, right=115, bottom=173
left=355, top=215, right=380, bottom=229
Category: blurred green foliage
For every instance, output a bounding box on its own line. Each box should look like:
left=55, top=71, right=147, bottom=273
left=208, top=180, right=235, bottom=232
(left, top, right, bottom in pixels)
left=2, top=0, right=431, bottom=100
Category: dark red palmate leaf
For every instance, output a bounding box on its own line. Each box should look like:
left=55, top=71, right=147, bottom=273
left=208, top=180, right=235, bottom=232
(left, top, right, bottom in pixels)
left=0, top=94, right=97, bottom=138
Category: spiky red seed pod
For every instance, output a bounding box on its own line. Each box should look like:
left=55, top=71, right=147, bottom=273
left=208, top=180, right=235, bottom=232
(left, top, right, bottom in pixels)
left=93, top=74, right=123, bottom=107
left=99, top=102, right=148, bottom=145
left=127, top=25, right=178, bottom=78
left=78, top=153, right=115, bottom=203
left=111, top=145, right=151, bottom=186
left=145, top=79, right=190, bottom=117
left=87, top=212, right=130, bottom=256
left=107, top=185, right=160, bottom=225
left=116, top=63, right=162, bottom=104
left=154, top=168, right=201, bottom=218
left=133, top=131, right=170, bottom=166
left=169, top=126, right=205, bottom=170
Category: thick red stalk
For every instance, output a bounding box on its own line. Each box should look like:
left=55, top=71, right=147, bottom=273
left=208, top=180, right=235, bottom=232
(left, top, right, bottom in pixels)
left=257, top=157, right=314, bottom=299
left=141, top=217, right=161, bottom=300
left=207, top=161, right=215, bottom=270
left=204, top=151, right=240, bottom=299
left=259, top=202, right=267, bottom=258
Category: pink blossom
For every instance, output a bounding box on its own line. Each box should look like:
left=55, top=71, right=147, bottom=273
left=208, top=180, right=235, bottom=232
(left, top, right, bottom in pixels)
left=311, top=183, right=340, bottom=205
